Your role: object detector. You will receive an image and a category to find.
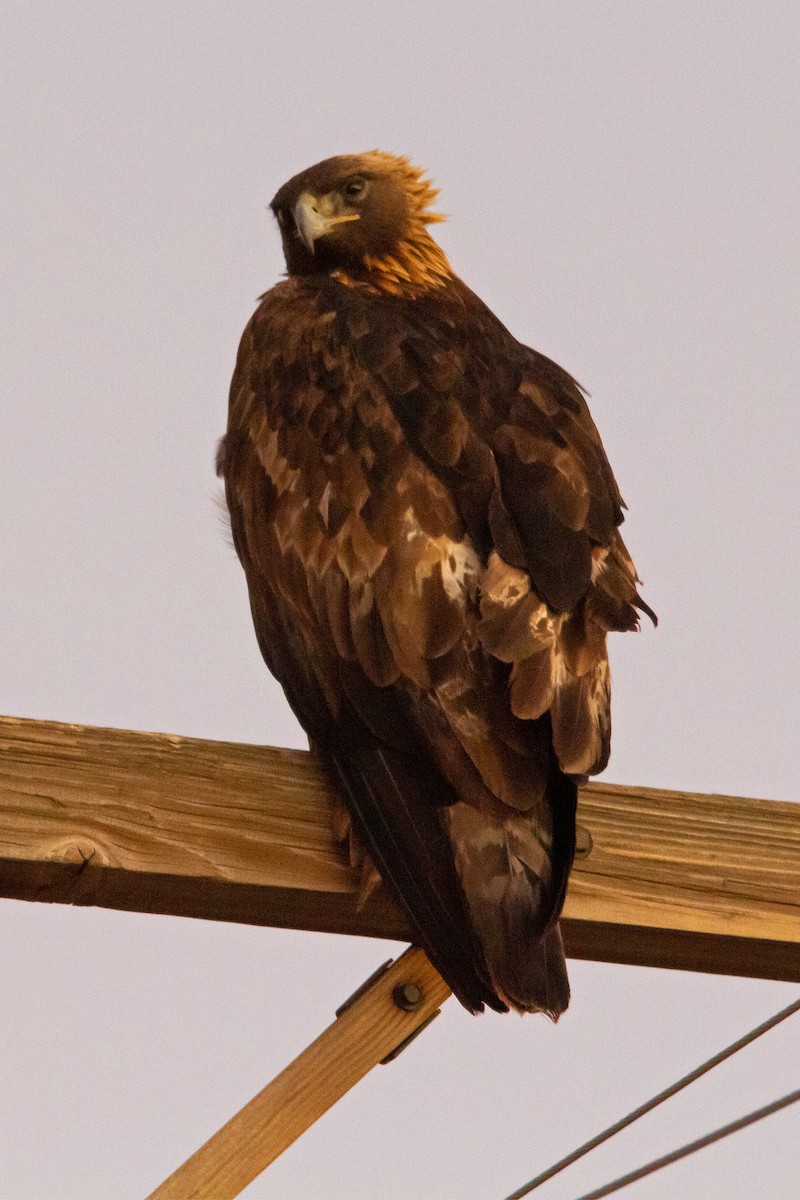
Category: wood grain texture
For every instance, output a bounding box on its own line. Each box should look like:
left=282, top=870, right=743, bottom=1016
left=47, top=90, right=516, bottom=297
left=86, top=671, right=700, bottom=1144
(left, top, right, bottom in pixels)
left=1, top=715, right=799, bottom=980
left=146, top=946, right=450, bottom=1200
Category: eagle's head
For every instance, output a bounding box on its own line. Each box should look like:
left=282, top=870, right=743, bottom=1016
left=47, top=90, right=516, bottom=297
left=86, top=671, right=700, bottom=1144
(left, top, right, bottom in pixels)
left=270, top=152, right=453, bottom=296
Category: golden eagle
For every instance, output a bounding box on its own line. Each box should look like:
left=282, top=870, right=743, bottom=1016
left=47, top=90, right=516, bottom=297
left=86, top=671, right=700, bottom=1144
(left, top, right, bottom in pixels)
left=218, top=152, right=653, bottom=1017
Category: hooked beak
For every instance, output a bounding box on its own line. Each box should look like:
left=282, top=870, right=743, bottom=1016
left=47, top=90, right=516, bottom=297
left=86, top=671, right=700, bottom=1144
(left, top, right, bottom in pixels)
left=293, top=191, right=359, bottom=253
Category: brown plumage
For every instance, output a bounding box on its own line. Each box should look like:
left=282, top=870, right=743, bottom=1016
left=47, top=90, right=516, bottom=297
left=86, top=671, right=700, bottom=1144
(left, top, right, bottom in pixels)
left=218, top=151, right=654, bottom=1017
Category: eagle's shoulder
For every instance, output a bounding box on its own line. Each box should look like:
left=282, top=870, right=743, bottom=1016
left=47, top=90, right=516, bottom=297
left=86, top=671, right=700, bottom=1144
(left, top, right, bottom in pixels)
left=334, top=279, right=629, bottom=615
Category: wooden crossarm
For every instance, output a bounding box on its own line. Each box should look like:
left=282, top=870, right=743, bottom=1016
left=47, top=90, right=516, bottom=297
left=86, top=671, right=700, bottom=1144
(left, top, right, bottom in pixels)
left=1, top=714, right=799, bottom=981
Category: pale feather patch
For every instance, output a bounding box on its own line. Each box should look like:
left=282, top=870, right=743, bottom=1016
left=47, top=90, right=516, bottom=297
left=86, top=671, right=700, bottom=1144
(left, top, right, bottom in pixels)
left=509, top=650, right=556, bottom=721
left=481, top=550, right=531, bottom=607
left=479, top=551, right=563, bottom=673
left=253, top=422, right=300, bottom=496
left=434, top=674, right=491, bottom=741
left=481, top=551, right=561, bottom=644
left=402, top=509, right=479, bottom=602
left=551, top=655, right=611, bottom=775
left=480, top=550, right=610, bottom=773
left=591, top=544, right=610, bottom=581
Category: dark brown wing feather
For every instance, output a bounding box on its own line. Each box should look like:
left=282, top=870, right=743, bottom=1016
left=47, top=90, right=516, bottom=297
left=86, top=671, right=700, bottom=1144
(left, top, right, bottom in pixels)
left=220, top=274, right=651, bottom=1016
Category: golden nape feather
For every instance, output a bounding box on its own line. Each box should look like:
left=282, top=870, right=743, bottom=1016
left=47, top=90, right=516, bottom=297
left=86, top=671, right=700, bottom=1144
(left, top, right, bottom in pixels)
left=219, top=152, right=654, bottom=1016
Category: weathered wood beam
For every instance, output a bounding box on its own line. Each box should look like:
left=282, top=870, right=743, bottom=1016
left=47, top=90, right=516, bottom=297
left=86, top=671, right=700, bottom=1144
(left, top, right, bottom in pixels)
left=1, top=715, right=799, bottom=981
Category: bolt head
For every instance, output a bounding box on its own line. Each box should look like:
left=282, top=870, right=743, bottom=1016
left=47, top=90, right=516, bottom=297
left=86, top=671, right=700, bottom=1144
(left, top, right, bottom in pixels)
left=393, top=981, right=424, bottom=1012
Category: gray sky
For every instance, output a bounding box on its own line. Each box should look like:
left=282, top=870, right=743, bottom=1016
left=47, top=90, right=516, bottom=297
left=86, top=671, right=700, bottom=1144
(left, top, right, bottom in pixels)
left=2, top=2, right=799, bottom=1197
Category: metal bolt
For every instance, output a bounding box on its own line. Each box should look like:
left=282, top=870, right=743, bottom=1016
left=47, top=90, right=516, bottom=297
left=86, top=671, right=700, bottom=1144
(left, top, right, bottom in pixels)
left=392, top=981, right=424, bottom=1012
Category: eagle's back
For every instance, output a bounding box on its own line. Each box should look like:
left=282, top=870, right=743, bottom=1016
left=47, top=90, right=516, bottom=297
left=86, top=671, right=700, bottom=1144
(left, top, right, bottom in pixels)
left=220, top=275, right=647, bottom=1015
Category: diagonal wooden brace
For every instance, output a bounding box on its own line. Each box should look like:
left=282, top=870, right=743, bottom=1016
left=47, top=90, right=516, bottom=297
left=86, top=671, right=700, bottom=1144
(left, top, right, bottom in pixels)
left=145, top=947, right=451, bottom=1200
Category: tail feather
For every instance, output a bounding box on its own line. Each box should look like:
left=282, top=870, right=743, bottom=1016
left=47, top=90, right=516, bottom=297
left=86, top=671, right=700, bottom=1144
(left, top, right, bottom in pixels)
left=321, top=707, right=577, bottom=1019
left=495, top=924, right=570, bottom=1019
left=443, top=763, right=576, bottom=1018
left=496, top=912, right=573, bottom=1017
left=324, top=733, right=508, bottom=1014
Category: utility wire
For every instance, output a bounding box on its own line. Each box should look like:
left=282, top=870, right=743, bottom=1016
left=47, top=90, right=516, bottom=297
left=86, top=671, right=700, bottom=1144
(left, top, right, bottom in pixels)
left=503, top=995, right=800, bottom=1200
left=573, top=1084, right=800, bottom=1200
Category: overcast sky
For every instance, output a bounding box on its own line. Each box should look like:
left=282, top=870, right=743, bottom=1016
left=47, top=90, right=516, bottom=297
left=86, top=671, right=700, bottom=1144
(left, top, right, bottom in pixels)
left=2, top=3, right=799, bottom=1198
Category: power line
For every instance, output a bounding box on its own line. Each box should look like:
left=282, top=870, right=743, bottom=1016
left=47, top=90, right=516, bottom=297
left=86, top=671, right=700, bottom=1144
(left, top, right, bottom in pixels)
left=503, top=995, right=800, bottom=1200
left=574, top=1084, right=800, bottom=1200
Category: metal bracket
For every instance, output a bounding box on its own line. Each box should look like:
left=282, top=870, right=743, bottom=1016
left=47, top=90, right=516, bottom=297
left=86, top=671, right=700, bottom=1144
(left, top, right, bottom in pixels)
left=335, top=956, right=441, bottom=1065
left=380, top=1009, right=441, bottom=1064
left=335, top=958, right=394, bottom=1018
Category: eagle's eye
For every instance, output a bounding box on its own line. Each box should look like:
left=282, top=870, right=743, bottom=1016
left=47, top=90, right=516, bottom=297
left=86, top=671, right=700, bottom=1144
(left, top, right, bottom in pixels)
left=343, top=177, right=368, bottom=201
